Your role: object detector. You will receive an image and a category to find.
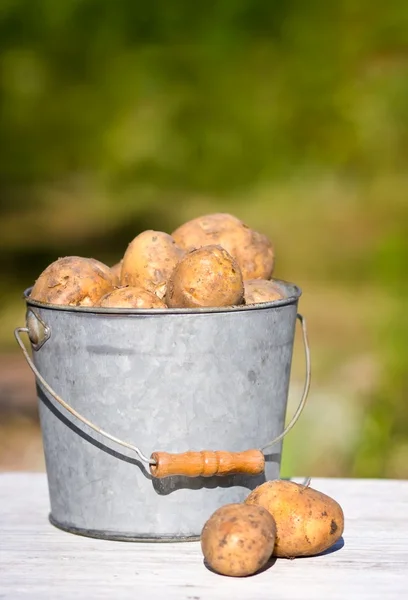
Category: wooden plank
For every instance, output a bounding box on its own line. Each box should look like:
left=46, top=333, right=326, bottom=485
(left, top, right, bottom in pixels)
left=1, top=474, right=408, bottom=599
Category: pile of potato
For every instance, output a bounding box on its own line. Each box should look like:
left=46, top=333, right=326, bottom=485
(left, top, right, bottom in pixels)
left=30, top=213, right=286, bottom=309
left=201, top=479, right=345, bottom=577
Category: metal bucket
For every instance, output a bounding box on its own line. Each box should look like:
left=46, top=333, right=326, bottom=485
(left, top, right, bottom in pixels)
left=15, top=279, right=310, bottom=542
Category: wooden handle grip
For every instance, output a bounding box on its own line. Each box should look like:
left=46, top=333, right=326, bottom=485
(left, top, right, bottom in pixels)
left=150, top=449, right=265, bottom=479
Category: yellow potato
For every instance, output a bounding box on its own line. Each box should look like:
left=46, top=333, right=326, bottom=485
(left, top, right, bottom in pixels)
left=120, top=230, right=185, bottom=299
left=245, top=480, right=344, bottom=558
left=30, top=256, right=116, bottom=307
left=166, top=245, right=244, bottom=308
left=244, top=279, right=284, bottom=305
left=201, top=503, right=276, bottom=577
left=172, top=213, right=274, bottom=280
left=110, top=260, right=123, bottom=285
left=98, top=286, right=166, bottom=309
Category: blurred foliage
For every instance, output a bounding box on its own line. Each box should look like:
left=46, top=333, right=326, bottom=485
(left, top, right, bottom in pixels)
left=0, top=0, right=407, bottom=478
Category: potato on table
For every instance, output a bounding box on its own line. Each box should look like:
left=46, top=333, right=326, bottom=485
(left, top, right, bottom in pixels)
left=172, top=213, right=274, bottom=280
left=166, top=245, right=244, bottom=309
left=121, top=230, right=185, bottom=299
left=98, top=286, right=166, bottom=309
left=244, top=279, right=284, bottom=305
left=201, top=503, right=276, bottom=577
left=245, top=480, right=344, bottom=558
left=30, top=256, right=116, bottom=307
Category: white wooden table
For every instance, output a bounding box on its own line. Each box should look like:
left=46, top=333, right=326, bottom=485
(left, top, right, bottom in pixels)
left=1, top=474, right=407, bottom=599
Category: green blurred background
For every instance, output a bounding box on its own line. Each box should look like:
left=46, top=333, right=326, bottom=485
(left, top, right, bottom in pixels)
left=1, top=0, right=407, bottom=477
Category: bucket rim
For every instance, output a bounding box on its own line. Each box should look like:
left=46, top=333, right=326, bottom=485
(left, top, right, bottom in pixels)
left=22, top=278, right=302, bottom=315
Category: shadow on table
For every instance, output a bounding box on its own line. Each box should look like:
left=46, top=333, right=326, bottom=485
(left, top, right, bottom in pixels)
left=203, top=536, right=345, bottom=575
left=290, top=536, right=345, bottom=559
left=204, top=557, right=278, bottom=577
left=314, top=536, right=345, bottom=556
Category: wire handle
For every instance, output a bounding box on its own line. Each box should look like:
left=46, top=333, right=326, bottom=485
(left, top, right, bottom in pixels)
left=261, top=313, right=311, bottom=452
left=14, top=312, right=310, bottom=476
left=14, top=325, right=155, bottom=467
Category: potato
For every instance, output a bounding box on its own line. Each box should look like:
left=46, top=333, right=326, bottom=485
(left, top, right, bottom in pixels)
left=245, top=480, right=344, bottom=558
left=86, top=257, right=116, bottom=280
left=244, top=279, right=284, bottom=305
left=172, top=213, right=274, bottom=280
left=110, top=260, right=123, bottom=285
left=166, top=245, right=244, bottom=309
left=201, top=503, right=276, bottom=577
left=120, top=231, right=185, bottom=299
left=30, top=256, right=116, bottom=307
left=98, top=286, right=166, bottom=309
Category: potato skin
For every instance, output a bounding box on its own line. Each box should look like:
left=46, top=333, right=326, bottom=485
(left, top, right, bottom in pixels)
left=172, top=213, right=274, bottom=280
left=110, top=260, right=123, bottom=285
left=30, top=256, right=115, bottom=307
left=166, top=245, right=244, bottom=308
left=120, top=230, right=185, bottom=299
left=201, top=503, right=276, bottom=577
left=244, top=279, right=284, bottom=305
left=98, top=286, right=166, bottom=308
left=245, top=480, right=344, bottom=558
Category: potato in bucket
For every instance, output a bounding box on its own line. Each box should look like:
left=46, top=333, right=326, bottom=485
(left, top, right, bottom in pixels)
left=244, top=279, right=285, bottom=304
left=98, top=286, right=166, bottom=309
left=120, top=230, right=185, bottom=299
left=166, top=244, right=244, bottom=308
left=172, top=213, right=274, bottom=280
left=30, top=256, right=116, bottom=307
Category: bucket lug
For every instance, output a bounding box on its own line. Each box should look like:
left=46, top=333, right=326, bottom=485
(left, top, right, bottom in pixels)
left=26, top=309, right=51, bottom=350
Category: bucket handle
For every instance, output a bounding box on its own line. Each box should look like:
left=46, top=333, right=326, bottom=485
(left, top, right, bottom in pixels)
left=14, top=312, right=310, bottom=479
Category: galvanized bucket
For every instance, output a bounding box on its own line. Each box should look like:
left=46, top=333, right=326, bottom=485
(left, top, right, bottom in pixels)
left=15, top=279, right=310, bottom=542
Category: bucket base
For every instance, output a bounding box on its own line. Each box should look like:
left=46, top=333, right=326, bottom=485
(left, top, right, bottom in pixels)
left=48, top=514, right=201, bottom=543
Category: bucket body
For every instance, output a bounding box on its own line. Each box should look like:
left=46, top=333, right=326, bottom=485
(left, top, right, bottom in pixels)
left=25, top=280, right=301, bottom=541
